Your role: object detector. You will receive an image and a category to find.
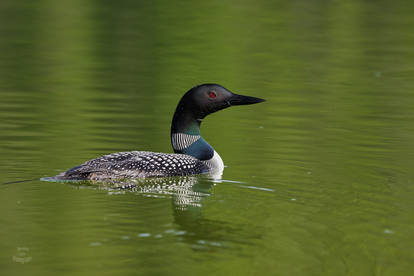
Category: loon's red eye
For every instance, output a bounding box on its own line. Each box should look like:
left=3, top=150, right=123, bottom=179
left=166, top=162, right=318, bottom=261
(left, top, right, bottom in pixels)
left=208, top=91, right=216, bottom=99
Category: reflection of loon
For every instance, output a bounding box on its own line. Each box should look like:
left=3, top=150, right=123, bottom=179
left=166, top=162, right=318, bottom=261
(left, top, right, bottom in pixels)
left=60, top=174, right=260, bottom=250
left=129, top=176, right=212, bottom=210
left=54, top=84, right=264, bottom=180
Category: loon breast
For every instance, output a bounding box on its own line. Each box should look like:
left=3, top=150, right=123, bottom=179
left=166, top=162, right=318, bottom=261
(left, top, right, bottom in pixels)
left=57, top=151, right=211, bottom=181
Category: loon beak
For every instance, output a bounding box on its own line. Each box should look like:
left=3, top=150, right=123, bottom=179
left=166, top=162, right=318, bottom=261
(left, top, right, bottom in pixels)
left=228, top=93, right=266, bottom=106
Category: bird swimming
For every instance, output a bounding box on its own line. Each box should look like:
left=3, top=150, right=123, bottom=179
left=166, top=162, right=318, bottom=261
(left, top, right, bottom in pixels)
left=53, top=84, right=265, bottom=180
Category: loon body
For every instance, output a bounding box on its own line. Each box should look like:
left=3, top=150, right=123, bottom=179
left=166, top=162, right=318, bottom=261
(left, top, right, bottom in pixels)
left=55, top=84, right=264, bottom=180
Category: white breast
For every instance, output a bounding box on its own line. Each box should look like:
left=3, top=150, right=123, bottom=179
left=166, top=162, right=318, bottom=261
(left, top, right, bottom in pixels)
left=202, top=150, right=224, bottom=172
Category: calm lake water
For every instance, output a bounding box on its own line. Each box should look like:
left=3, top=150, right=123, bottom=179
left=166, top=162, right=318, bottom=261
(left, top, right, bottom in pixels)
left=1, top=1, right=414, bottom=275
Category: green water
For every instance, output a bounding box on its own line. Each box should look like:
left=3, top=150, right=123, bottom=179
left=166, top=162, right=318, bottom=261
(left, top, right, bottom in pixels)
left=1, top=1, right=414, bottom=275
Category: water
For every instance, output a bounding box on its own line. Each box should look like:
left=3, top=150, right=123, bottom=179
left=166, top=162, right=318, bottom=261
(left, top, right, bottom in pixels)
left=1, top=1, right=414, bottom=275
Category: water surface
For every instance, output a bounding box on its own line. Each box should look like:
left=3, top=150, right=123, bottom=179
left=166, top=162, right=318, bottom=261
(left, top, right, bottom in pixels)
left=1, top=1, right=414, bottom=275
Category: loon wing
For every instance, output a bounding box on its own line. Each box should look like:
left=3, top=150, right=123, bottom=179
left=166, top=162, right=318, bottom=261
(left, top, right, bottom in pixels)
left=57, top=151, right=209, bottom=180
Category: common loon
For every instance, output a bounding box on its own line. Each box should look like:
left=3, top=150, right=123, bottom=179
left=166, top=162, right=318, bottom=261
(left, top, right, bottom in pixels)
left=54, top=84, right=265, bottom=180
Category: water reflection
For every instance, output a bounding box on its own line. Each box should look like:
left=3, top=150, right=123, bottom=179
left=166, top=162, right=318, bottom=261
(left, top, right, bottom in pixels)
left=53, top=171, right=261, bottom=251
left=131, top=176, right=213, bottom=211
left=57, top=174, right=215, bottom=210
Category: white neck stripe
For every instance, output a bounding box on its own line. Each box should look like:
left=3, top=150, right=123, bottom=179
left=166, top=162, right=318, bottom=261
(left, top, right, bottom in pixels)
left=171, top=133, right=201, bottom=151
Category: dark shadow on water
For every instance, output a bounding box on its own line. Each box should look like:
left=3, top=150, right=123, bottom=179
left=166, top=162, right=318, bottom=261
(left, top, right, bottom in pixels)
left=3, top=178, right=39, bottom=185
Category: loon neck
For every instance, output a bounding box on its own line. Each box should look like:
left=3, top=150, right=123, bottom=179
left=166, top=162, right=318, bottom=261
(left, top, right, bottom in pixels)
left=171, top=108, right=202, bottom=135
left=171, top=106, right=214, bottom=161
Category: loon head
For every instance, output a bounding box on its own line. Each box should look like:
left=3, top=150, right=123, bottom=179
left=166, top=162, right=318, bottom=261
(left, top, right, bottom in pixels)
left=171, top=84, right=265, bottom=163
left=177, top=83, right=265, bottom=120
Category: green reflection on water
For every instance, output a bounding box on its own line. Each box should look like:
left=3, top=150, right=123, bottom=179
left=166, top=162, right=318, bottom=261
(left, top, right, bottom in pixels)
left=1, top=0, right=414, bottom=275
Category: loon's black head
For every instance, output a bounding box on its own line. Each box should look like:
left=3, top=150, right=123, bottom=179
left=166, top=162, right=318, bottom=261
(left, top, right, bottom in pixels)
left=179, top=84, right=265, bottom=119
left=171, top=84, right=265, bottom=136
